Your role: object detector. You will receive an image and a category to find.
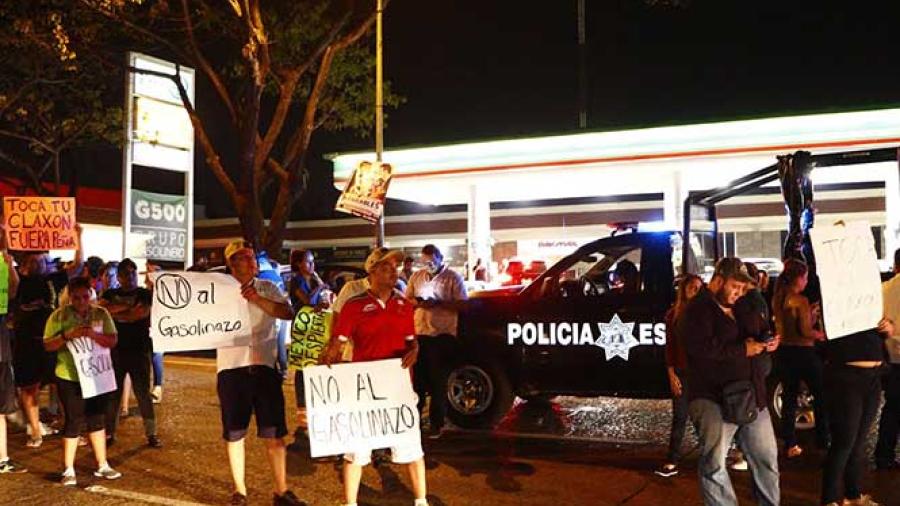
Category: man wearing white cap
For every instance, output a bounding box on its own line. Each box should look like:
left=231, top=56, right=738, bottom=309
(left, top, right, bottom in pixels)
left=322, top=247, right=428, bottom=506
left=218, top=240, right=306, bottom=506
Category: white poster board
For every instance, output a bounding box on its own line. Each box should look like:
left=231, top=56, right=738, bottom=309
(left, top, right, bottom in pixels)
left=304, top=359, right=420, bottom=458
left=150, top=272, right=252, bottom=352
left=810, top=221, right=883, bottom=339
left=66, top=336, right=117, bottom=399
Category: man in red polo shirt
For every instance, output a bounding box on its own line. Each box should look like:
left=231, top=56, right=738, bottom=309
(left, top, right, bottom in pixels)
left=322, top=247, right=428, bottom=506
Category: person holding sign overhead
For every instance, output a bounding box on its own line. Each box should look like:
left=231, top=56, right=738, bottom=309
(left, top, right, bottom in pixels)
left=43, top=277, right=121, bottom=487
left=321, top=247, right=429, bottom=506
left=217, top=240, right=306, bottom=506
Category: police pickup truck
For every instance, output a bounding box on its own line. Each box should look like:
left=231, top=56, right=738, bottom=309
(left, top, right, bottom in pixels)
left=447, top=230, right=683, bottom=429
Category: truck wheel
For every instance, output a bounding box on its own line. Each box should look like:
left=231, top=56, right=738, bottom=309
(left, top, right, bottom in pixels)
left=767, top=377, right=816, bottom=434
left=445, top=359, right=514, bottom=430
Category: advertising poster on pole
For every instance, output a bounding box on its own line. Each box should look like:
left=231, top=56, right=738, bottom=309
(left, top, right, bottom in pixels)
left=335, top=161, right=393, bottom=223
left=3, top=196, right=78, bottom=251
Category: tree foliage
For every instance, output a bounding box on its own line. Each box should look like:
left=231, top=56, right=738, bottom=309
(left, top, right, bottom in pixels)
left=0, top=1, right=122, bottom=196
left=83, top=0, right=400, bottom=259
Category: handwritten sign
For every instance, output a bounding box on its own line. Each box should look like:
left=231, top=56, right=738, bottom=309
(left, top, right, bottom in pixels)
left=0, top=255, right=8, bottom=315
left=335, top=161, right=393, bottom=223
left=149, top=272, right=252, bottom=352
left=810, top=221, right=883, bottom=339
left=289, top=307, right=333, bottom=370
left=3, top=197, right=78, bottom=251
left=304, top=359, right=420, bottom=458
left=66, top=336, right=117, bottom=399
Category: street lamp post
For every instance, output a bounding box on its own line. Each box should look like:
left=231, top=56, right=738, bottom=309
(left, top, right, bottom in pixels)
left=375, top=0, right=386, bottom=247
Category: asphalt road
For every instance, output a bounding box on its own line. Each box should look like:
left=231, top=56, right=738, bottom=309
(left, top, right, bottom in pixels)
left=2, top=357, right=899, bottom=506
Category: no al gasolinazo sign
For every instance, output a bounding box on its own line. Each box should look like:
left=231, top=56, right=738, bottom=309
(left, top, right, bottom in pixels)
left=3, top=197, right=78, bottom=251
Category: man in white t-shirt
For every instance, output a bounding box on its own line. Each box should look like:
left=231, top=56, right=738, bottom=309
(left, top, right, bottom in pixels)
left=217, top=240, right=305, bottom=506
left=405, top=244, right=467, bottom=437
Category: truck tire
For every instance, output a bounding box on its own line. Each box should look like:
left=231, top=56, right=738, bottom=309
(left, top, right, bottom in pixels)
left=766, top=376, right=816, bottom=435
left=445, top=358, right=514, bottom=430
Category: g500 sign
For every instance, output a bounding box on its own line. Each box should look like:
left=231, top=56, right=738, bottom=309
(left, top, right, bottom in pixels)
left=130, top=190, right=188, bottom=261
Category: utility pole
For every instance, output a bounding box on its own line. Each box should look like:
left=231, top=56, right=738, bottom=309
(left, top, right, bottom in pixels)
left=374, top=0, right=386, bottom=247
left=577, top=0, right=588, bottom=129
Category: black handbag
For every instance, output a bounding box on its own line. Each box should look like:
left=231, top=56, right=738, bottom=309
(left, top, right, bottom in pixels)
left=721, top=380, right=758, bottom=425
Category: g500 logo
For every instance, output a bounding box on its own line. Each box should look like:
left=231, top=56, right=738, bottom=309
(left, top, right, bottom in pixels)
left=507, top=313, right=665, bottom=361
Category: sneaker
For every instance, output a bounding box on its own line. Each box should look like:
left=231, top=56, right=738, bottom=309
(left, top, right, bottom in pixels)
left=654, top=462, right=679, bottom=477
left=230, top=492, right=248, bottom=505
left=729, top=457, right=748, bottom=471
left=93, top=465, right=122, bottom=480
left=26, top=422, right=58, bottom=438
left=60, top=471, right=77, bottom=487
left=273, top=489, right=308, bottom=505
left=147, top=435, right=163, bottom=448
left=150, top=386, right=162, bottom=404
left=426, top=427, right=445, bottom=440
left=25, top=436, right=42, bottom=448
left=0, top=459, right=27, bottom=474
left=844, top=495, right=882, bottom=506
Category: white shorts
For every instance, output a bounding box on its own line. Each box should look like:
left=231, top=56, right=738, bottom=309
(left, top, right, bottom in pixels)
left=343, top=438, right=424, bottom=465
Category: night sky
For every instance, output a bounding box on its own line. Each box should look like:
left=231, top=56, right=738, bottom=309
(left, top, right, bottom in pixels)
left=39, top=1, right=900, bottom=217
left=333, top=0, right=900, bottom=150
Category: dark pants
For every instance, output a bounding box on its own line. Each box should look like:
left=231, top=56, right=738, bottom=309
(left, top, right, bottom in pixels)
left=778, top=345, right=830, bottom=449
left=106, top=350, right=156, bottom=438
left=821, top=364, right=881, bottom=505
left=875, top=364, right=900, bottom=466
left=667, top=370, right=692, bottom=463
left=57, top=378, right=110, bottom=438
left=414, top=334, right=457, bottom=431
left=151, top=352, right=164, bottom=386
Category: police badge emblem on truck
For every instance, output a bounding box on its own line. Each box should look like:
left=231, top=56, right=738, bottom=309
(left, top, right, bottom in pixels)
left=596, top=314, right=639, bottom=361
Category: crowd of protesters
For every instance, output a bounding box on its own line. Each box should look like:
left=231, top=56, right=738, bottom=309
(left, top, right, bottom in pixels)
left=657, top=249, right=899, bottom=506
left=0, top=223, right=165, bottom=485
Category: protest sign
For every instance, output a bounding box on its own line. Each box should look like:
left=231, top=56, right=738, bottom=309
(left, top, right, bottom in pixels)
left=304, top=359, right=420, bottom=458
left=288, top=307, right=333, bottom=370
left=335, top=161, right=393, bottom=223
left=67, top=336, right=117, bottom=399
left=150, top=272, right=252, bottom=352
left=0, top=255, right=8, bottom=315
left=3, top=196, right=78, bottom=251
left=810, top=221, right=883, bottom=339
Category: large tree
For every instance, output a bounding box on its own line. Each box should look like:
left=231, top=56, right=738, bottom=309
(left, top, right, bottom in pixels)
left=0, top=2, right=122, bottom=196
left=85, top=0, right=398, bottom=259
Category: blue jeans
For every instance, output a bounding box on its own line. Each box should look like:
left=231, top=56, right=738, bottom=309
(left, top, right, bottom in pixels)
left=689, top=398, right=780, bottom=506
left=275, top=320, right=289, bottom=375
left=151, top=352, right=164, bottom=387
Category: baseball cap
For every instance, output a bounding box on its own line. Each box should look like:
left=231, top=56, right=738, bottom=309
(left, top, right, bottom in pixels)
left=714, top=257, right=754, bottom=283
left=224, top=240, right=254, bottom=261
left=364, top=247, right=405, bottom=273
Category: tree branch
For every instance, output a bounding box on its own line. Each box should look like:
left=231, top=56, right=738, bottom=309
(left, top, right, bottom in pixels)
left=127, top=65, right=240, bottom=203
left=180, top=0, right=238, bottom=125
left=0, top=129, right=55, bottom=153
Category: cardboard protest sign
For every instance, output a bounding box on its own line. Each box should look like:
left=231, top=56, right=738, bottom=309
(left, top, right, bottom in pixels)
left=3, top=197, right=78, bottom=251
left=0, top=255, right=8, bottom=315
left=304, top=359, right=420, bottom=458
left=335, top=161, right=393, bottom=223
left=288, top=307, right=333, bottom=371
left=66, top=336, right=117, bottom=399
left=149, top=272, right=252, bottom=352
left=810, top=221, right=883, bottom=339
